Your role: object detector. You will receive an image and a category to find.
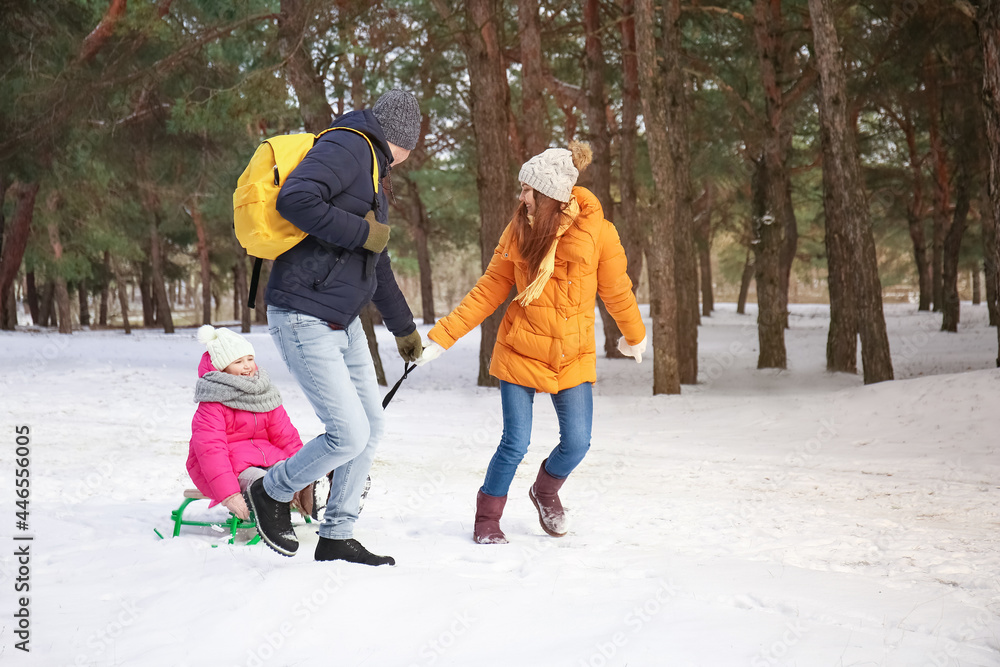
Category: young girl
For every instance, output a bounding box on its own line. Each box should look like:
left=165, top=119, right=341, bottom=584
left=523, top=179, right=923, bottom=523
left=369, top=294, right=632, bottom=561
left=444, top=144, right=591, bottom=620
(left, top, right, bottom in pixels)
left=187, top=325, right=304, bottom=521
left=417, top=142, right=646, bottom=544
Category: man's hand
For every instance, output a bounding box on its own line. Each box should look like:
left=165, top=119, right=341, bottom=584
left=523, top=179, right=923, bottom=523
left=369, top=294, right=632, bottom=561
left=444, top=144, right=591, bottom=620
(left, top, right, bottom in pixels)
left=362, top=211, right=390, bottom=253
left=396, top=330, right=423, bottom=362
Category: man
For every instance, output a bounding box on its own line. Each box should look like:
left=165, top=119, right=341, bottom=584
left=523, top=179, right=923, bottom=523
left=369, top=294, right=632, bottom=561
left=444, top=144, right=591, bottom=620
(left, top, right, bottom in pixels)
left=245, top=90, right=424, bottom=565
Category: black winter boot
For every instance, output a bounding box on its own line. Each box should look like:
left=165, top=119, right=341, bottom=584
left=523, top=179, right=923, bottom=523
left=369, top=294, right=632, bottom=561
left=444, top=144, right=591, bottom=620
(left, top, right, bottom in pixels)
left=315, top=538, right=395, bottom=566
left=245, top=478, right=298, bottom=556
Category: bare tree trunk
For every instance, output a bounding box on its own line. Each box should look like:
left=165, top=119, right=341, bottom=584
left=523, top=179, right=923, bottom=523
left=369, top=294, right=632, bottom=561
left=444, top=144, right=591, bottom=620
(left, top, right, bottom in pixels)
left=0, top=182, right=39, bottom=330
left=149, top=215, right=175, bottom=334
left=278, top=0, right=333, bottom=134
left=755, top=0, right=799, bottom=332
left=189, top=199, right=213, bottom=325
left=697, top=234, right=713, bottom=317
left=926, top=55, right=950, bottom=313
left=809, top=0, right=892, bottom=383
left=820, top=87, right=858, bottom=375
left=25, top=271, right=39, bottom=325
left=0, top=180, right=9, bottom=330
left=53, top=277, right=71, bottom=332
left=362, top=302, right=387, bottom=386
left=232, top=247, right=251, bottom=334
left=583, top=0, right=613, bottom=217
left=139, top=262, right=154, bottom=326
left=696, top=188, right=714, bottom=317
left=975, top=0, right=1000, bottom=362
left=45, top=198, right=73, bottom=335
left=435, top=0, right=518, bottom=387
left=0, top=175, right=10, bottom=330
left=907, top=206, right=932, bottom=311
left=636, top=0, right=680, bottom=394
left=99, top=250, right=110, bottom=326
left=752, top=0, right=793, bottom=368
left=751, top=158, right=786, bottom=368
left=38, top=281, right=55, bottom=327
left=896, top=110, right=932, bottom=311
left=584, top=0, right=628, bottom=359
left=232, top=267, right=240, bottom=321
left=397, top=172, right=436, bottom=324
left=113, top=258, right=131, bottom=334
left=737, top=248, right=754, bottom=315
left=941, top=165, right=971, bottom=332
left=982, top=189, right=999, bottom=325
left=516, top=0, right=547, bottom=160
left=618, top=0, right=645, bottom=293
left=78, top=279, right=90, bottom=327
left=972, top=267, right=982, bottom=305
left=942, top=67, right=979, bottom=333
left=661, top=0, right=699, bottom=383
left=1, top=283, right=14, bottom=329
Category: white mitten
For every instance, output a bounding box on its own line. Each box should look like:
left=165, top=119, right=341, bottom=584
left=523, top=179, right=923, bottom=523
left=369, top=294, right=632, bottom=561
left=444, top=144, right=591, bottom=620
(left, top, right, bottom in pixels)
left=617, top=336, right=647, bottom=364
left=415, top=341, right=445, bottom=367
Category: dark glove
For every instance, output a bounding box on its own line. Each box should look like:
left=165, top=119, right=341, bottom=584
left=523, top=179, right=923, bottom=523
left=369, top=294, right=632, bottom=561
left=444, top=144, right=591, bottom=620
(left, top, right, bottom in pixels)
left=361, top=211, right=390, bottom=253
left=395, top=330, right=424, bottom=362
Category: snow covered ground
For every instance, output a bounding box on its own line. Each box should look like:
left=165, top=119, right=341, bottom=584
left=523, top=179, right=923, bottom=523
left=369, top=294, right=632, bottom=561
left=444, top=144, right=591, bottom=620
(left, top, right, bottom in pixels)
left=1, top=302, right=998, bottom=666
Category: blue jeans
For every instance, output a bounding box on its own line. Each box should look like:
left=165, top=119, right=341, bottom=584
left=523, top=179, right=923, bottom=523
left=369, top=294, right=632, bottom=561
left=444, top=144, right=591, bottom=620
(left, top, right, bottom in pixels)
left=481, top=380, right=594, bottom=497
left=263, top=307, right=384, bottom=540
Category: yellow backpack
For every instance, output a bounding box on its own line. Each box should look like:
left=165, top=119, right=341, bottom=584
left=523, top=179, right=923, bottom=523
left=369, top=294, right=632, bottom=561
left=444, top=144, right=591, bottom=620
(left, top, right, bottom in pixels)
left=232, top=127, right=379, bottom=307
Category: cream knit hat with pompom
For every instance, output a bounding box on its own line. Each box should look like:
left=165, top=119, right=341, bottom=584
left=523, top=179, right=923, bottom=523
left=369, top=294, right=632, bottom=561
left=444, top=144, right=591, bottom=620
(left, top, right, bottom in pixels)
left=197, top=325, right=255, bottom=371
left=517, top=141, right=593, bottom=202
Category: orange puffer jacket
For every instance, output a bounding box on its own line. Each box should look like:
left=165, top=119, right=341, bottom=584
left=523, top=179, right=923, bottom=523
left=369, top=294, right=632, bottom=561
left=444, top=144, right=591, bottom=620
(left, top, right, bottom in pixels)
left=428, top=187, right=645, bottom=394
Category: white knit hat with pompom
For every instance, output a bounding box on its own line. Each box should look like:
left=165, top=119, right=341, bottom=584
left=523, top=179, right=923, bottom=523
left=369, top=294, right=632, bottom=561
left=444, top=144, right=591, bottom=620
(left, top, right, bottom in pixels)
left=197, top=325, right=255, bottom=371
left=517, top=141, right=593, bottom=203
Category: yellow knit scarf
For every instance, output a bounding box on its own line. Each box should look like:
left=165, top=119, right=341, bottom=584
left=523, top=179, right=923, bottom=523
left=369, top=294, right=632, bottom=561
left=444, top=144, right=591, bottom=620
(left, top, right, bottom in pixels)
left=514, top=198, right=581, bottom=307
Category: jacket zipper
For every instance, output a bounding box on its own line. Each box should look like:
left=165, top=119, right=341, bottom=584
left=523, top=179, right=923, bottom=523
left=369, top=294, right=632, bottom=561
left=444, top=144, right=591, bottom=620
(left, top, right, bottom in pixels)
left=250, top=413, right=266, bottom=465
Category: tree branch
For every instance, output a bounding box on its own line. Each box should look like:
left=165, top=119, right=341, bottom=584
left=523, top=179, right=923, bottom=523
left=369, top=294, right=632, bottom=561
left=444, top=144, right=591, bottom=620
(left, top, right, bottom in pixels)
left=78, top=0, right=129, bottom=65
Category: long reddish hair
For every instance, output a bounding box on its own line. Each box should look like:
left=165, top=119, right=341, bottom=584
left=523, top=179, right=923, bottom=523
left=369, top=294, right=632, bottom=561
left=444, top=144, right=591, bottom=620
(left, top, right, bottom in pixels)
left=511, top=190, right=564, bottom=280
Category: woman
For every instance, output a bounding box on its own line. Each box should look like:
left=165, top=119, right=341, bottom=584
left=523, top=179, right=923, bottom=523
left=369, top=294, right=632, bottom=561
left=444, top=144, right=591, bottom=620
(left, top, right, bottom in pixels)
left=417, top=142, right=646, bottom=543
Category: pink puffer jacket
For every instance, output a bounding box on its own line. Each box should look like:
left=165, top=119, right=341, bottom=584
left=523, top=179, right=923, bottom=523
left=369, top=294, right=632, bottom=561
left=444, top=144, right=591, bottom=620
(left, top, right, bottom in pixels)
left=186, top=352, right=303, bottom=505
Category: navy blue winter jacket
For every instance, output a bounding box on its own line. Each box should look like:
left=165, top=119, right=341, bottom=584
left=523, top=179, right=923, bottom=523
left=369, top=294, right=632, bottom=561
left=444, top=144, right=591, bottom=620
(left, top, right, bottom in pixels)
left=266, top=110, right=415, bottom=336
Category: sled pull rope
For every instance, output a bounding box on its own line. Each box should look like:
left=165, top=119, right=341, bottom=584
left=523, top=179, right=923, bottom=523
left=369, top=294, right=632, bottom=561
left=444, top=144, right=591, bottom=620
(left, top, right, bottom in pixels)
left=382, top=363, right=416, bottom=409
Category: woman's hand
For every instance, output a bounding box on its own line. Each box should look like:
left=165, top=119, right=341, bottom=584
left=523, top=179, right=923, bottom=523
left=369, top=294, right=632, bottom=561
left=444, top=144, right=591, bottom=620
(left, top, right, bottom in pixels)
left=415, top=341, right=445, bottom=366
left=617, top=336, right=647, bottom=364
left=222, top=492, right=250, bottom=520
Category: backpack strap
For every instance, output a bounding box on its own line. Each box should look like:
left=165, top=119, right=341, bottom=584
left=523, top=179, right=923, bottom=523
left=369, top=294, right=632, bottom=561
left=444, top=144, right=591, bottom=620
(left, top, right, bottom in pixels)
left=247, top=256, right=263, bottom=309
left=317, top=127, right=380, bottom=203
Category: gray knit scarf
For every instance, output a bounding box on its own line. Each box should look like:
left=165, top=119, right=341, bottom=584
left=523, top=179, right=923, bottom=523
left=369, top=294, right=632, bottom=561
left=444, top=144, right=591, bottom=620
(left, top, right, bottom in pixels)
left=194, top=368, right=282, bottom=413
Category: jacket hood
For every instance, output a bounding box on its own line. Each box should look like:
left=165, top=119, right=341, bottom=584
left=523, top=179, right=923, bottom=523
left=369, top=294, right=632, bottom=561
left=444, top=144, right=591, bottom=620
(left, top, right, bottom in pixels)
left=331, top=109, right=393, bottom=163
left=572, top=186, right=604, bottom=221
left=198, top=351, right=216, bottom=378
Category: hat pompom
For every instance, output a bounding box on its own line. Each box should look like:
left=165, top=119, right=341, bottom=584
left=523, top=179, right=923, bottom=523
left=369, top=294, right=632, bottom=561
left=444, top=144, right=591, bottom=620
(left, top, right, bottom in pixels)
left=197, top=325, right=218, bottom=345
left=569, top=141, right=592, bottom=173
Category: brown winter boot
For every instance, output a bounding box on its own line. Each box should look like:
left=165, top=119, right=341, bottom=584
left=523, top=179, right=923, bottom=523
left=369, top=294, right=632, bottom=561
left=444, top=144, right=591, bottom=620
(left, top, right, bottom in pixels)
left=529, top=459, right=568, bottom=537
left=474, top=490, right=509, bottom=544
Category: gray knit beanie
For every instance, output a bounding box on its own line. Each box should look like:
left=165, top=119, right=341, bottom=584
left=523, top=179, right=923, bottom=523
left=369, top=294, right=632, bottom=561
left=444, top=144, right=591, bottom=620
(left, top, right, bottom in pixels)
left=518, top=141, right=593, bottom=203
left=372, top=89, right=422, bottom=151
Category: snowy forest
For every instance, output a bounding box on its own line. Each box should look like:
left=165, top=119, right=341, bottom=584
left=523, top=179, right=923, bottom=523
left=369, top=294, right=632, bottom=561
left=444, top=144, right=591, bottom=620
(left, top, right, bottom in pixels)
left=3, top=0, right=1000, bottom=392
left=3, top=2, right=1000, bottom=666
